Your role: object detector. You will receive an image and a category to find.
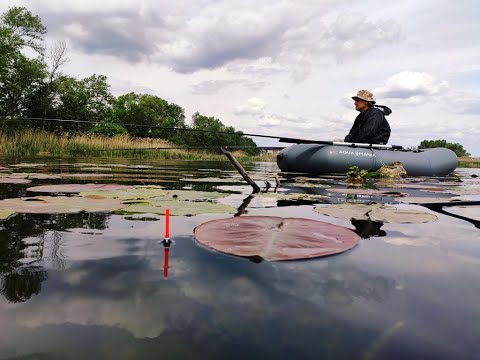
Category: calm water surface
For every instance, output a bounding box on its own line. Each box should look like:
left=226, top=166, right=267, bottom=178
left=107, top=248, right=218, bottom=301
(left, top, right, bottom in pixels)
left=0, top=157, right=479, bottom=359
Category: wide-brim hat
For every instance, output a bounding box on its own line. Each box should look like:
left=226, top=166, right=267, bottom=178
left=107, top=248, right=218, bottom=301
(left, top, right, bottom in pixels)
left=352, top=89, right=376, bottom=104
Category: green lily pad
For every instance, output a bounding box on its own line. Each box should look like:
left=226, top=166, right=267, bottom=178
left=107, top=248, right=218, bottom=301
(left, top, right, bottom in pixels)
left=398, top=196, right=462, bottom=204
left=255, top=192, right=325, bottom=201
left=61, top=173, right=113, bottom=178
left=327, top=188, right=406, bottom=197
left=11, top=163, right=46, bottom=168
left=194, top=216, right=360, bottom=261
left=0, top=196, right=124, bottom=214
left=80, top=186, right=166, bottom=200
left=0, top=209, right=15, bottom=220
left=27, top=184, right=133, bottom=194
left=117, top=199, right=236, bottom=216
left=315, top=203, right=437, bottom=223
left=179, top=177, right=243, bottom=183
left=80, top=167, right=113, bottom=171
left=80, top=187, right=226, bottom=203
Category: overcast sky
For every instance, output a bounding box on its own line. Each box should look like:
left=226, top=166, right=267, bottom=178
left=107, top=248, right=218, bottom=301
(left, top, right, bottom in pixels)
left=2, top=0, right=479, bottom=154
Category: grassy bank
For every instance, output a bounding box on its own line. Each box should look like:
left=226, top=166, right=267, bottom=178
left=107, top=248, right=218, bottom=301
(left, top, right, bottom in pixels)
left=458, top=156, right=480, bottom=168
left=0, top=130, right=277, bottom=161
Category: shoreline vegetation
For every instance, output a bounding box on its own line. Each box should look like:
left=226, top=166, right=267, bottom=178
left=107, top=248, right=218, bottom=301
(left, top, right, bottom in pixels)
left=0, top=131, right=478, bottom=168
left=0, top=130, right=276, bottom=161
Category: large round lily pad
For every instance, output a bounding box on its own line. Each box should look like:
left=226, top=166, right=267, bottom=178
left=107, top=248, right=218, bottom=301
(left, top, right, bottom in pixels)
left=194, top=216, right=360, bottom=261
left=315, top=203, right=437, bottom=223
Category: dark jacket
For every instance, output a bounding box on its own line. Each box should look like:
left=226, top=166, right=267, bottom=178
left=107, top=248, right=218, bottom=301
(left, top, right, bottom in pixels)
left=344, top=106, right=391, bottom=144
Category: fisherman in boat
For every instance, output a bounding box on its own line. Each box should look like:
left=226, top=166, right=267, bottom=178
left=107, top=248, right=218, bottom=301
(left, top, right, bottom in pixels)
left=344, top=89, right=392, bottom=145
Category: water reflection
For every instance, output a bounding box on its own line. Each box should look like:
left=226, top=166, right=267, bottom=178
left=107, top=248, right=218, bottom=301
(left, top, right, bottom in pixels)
left=0, top=212, right=110, bottom=303
left=0, top=159, right=479, bottom=359
left=351, top=219, right=386, bottom=238
left=1, top=266, right=47, bottom=303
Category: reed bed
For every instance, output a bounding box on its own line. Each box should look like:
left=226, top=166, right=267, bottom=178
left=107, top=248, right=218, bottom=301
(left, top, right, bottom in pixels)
left=458, top=157, right=480, bottom=168
left=0, top=130, right=277, bottom=161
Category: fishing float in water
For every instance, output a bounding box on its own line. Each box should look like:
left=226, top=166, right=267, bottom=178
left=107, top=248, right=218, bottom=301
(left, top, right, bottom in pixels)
left=163, top=207, right=171, bottom=279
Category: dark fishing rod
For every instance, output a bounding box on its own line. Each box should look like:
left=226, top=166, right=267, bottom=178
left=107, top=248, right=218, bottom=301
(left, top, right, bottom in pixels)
left=94, top=146, right=285, bottom=151
left=0, top=116, right=404, bottom=150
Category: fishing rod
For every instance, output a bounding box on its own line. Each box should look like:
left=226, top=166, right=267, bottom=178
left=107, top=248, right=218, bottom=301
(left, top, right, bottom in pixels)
left=95, top=146, right=285, bottom=151
left=0, top=116, right=404, bottom=150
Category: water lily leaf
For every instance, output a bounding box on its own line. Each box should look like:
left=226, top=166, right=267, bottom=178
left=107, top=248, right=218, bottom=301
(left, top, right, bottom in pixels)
left=0, top=209, right=15, bottom=219
left=255, top=192, right=325, bottom=201
left=0, top=196, right=124, bottom=214
left=443, top=206, right=480, bottom=221
left=0, top=176, right=32, bottom=184
left=61, top=173, right=113, bottom=178
left=127, top=165, right=154, bottom=169
left=11, top=163, right=46, bottom=168
left=445, top=187, right=480, bottom=196
left=117, top=199, right=236, bottom=216
left=179, top=177, right=242, bottom=183
left=398, top=196, right=462, bottom=204
left=80, top=186, right=166, bottom=200
left=194, top=216, right=360, bottom=261
left=80, top=167, right=113, bottom=171
left=315, top=204, right=437, bottom=223
left=327, top=188, right=406, bottom=197
left=26, top=173, right=62, bottom=180
left=80, top=188, right=225, bottom=202
left=152, top=190, right=229, bottom=201
left=27, top=184, right=133, bottom=194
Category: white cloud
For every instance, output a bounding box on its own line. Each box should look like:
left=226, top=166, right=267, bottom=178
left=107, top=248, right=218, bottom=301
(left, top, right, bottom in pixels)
left=374, top=71, right=450, bottom=105
left=234, top=98, right=267, bottom=116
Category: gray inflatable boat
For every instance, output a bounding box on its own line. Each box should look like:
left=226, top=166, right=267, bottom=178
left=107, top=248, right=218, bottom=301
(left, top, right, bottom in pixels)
left=276, top=144, right=458, bottom=176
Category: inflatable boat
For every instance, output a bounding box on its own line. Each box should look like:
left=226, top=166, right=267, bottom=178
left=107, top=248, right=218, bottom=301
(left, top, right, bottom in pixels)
left=276, top=144, right=458, bottom=176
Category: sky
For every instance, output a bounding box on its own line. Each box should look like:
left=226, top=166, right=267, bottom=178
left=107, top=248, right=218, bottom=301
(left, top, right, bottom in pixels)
left=2, top=0, right=479, bottom=155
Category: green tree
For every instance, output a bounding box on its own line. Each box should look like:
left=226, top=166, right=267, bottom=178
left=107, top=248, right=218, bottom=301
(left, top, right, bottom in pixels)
left=49, top=74, right=114, bottom=132
left=0, top=7, right=47, bottom=121
left=187, top=112, right=259, bottom=154
left=110, top=93, right=186, bottom=140
left=419, top=139, right=470, bottom=157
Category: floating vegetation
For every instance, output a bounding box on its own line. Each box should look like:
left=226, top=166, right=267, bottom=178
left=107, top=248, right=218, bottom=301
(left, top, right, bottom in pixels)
left=0, top=176, right=32, bottom=184
left=27, top=184, right=133, bottom=194
left=327, top=188, right=406, bottom=197
left=0, top=196, right=124, bottom=218
left=118, top=199, right=236, bottom=216
left=315, top=203, right=438, bottom=223
left=194, top=216, right=360, bottom=261
left=254, top=192, right=326, bottom=201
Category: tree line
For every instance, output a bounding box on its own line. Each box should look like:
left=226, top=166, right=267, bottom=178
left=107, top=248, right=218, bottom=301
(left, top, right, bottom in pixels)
left=0, top=7, right=258, bottom=153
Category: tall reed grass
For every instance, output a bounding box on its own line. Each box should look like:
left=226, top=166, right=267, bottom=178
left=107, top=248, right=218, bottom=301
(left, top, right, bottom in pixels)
left=458, top=157, right=480, bottom=168
left=0, top=130, right=277, bottom=161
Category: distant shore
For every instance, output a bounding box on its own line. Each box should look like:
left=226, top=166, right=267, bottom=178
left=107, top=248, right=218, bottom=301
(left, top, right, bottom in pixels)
left=0, top=130, right=275, bottom=161
left=458, top=157, right=480, bottom=168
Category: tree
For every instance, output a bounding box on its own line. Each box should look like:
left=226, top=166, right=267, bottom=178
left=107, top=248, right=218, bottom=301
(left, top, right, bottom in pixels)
left=110, top=93, right=186, bottom=140
left=419, top=139, right=470, bottom=157
left=26, top=40, right=70, bottom=120
left=186, top=112, right=259, bottom=154
left=0, top=7, right=47, bottom=120
left=49, top=74, right=114, bottom=132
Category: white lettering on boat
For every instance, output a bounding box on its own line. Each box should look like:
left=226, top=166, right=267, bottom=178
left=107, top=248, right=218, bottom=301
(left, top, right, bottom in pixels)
left=338, top=150, right=376, bottom=157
